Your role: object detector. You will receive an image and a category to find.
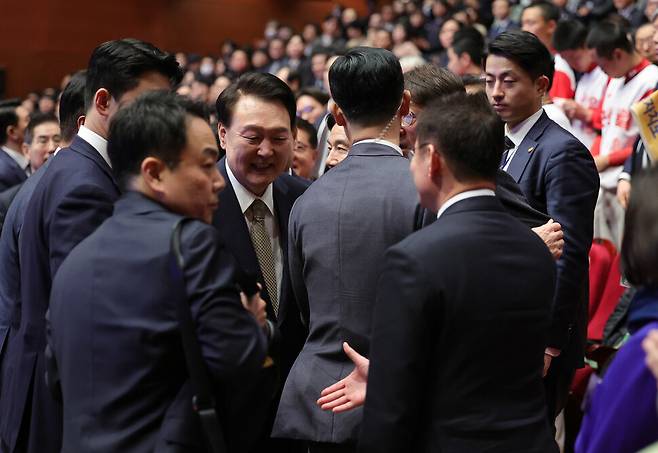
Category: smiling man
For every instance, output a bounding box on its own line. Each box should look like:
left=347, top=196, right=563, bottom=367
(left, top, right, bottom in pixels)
left=485, top=30, right=599, bottom=428
left=213, top=72, right=309, bottom=453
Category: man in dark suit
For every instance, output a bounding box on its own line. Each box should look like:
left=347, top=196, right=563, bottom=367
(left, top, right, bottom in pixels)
left=272, top=47, right=417, bottom=453
left=0, top=72, right=85, bottom=382
left=47, top=91, right=269, bottom=453
left=360, top=90, right=558, bottom=453
left=485, top=31, right=599, bottom=422
left=0, top=102, right=30, bottom=191
left=214, top=72, right=309, bottom=453
left=0, top=40, right=181, bottom=453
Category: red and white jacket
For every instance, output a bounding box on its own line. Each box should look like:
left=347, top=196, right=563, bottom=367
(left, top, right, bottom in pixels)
left=572, top=65, right=609, bottom=150
left=550, top=53, right=577, bottom=100
left=593, top=59, right=658, bottom=189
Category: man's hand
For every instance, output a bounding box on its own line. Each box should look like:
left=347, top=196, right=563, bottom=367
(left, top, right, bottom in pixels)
left=532, top=219, right=564, bottom=260
left=240, top=287, right=267, bottom=328
left=543, top=353, right=552, bottom=377
left=317, top=342, right=369, bottom=413
left=642, top=330, right=658, bottom=386
left=594, top=154, right=610, bottom=172
left=559, top=99, right=591, bottom=122
left=617, top=179, right=631, bottom=209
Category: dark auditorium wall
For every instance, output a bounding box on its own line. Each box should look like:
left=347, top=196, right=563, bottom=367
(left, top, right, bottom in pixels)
left=0, top=0, right=371, bottom=98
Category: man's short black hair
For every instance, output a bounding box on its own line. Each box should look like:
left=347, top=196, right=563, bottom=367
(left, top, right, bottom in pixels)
left=416, top=91, right=504, bottom=183
left=108, top=91, right=208, bottom=191
left=329, top=47, right=404, bottom=127
left=85, top=38, right=182, bottom=111
left=296, top=118, right=318, bottom=149
left=553, top=20, right=589, bottom=52
left=488, top=31, right=555, bottom=89
left=297, top=88, right=330, bottom=106
left=524, top=0, right=560, bottom=23
left=622, top=166, right=658, bottom=287
left=59, top=70, right=86, bottom=143
left=24, top=113, right=59, bottom=145
left=452, top=38, right=485, bottom=67
left=586, top=21, right=634, bottom=58
left=215, top=72, right=297, bottom=129
left=0, top=106, right=19, bottom=146
left=404, top=64, right=465, bottom=107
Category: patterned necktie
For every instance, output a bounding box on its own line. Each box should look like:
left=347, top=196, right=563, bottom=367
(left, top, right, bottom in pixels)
left=247, top=199, right=278, bottom=316
left=501, top=136, right=516, bottom=169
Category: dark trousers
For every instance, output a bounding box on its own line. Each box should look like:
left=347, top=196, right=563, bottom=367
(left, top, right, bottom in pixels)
left=307, top=442, right=357, bottom=453
left=544, top=354, right=576, bottom=426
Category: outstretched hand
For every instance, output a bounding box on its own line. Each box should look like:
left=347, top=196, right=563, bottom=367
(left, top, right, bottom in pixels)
left=317, top=342, right=369, bottom=413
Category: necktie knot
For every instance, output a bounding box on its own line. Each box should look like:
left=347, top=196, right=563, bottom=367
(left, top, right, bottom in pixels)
left=249, top=199, right=269, bottom=221
left=504, top=136, right=515, bottom=152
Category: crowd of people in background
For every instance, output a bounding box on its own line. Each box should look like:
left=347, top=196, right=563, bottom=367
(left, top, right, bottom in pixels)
left=1, top=0, right=658, bottom=452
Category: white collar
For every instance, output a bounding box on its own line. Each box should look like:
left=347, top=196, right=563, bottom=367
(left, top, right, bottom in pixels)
left=352, top=139, right=403, bottom=156
left=505, top=108, right=544, bottom=149
left=77, top=125, right=110, bottom=168
left=436, top=189, right=496, bottom=220
left=1, top=145, right=28, bottom=172
left=225, top=160, right=275, bottom=216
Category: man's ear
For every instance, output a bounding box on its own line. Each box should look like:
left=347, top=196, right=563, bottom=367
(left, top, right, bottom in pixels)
left=93, top=88, right=112, bottom=119
left=331, top=103, right=348, bottom=127
left=21, top=142, right=30, bottom=156
left=141, top=157, right=167, bottom=196
left=218, top=123, right=228, bottom=149
left=536, top=75, right=550, bottom=97
left=400, top=90, right=411, bottom=116
left=428, top=145, right=444, bottom=180
left=547, top=19, right=557, bottom=37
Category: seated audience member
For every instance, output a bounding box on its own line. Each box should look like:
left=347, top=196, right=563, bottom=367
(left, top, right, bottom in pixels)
left=296, top=88, right=330, bottom=128
left=489, top=0, right=518, bottom=41
left=576, top=166, right=658, bottom=453
left=324, top=115, right=350, bottom=172
left=0, top=102, right=30, bottom=191
left=292, top=118, right=318, bottom=180
left=47, top=91, right=269, bottom=453
left=635, top=22, right=657, bottom=62
left=614, top=0, right=647, bottom=29
left=359, top=91, right=558, bottom=453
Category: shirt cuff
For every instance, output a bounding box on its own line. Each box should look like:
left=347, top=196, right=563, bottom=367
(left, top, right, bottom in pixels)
left=619, top=172, right=631, bottom=182
left=545, top=347, right=561, bottom=357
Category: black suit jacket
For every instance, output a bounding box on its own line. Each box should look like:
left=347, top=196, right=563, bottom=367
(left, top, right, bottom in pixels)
left=0, top=150, right=27, bottom=192
left=360, top=196, right=558, bottom=453
left=212, top=159, right=309, bottom=383
left=0, top=136, right=120, bottom=452
left=47, top=192, right=267, bottom=453
left=0, top=183, right=21, bottom=232
left=506, top=112, right=599, bottom=368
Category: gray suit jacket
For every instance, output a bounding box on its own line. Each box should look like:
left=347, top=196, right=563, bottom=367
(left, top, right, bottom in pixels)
left=272, top=141, right=418, bottom=443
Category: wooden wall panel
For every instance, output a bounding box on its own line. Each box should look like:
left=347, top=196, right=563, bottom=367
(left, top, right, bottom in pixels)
left=0, top=0, right=370, bottom=98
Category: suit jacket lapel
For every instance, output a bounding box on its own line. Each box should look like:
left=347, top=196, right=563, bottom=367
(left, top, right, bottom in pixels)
left=506, top=111, right=549, bottom=183
left=273, top=177, right=291, bottom=325
left=69, top=136, right=120, bottom=193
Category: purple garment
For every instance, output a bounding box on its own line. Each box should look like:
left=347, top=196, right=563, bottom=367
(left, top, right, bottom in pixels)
left=576, top=321, right=658, bottom=453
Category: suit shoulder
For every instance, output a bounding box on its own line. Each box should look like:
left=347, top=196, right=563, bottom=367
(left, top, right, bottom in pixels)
left=277, top=172, right=311, bottom=196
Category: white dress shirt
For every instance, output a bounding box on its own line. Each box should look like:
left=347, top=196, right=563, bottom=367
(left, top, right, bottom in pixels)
left=503, top=108, right=544, bottom=171
left=226, top=162, right=282, bottom=299
left=77, top=125, right=110, bottom=168
left=436, top=189, right=496, bottom=220
left=2, top=146, right=29, bottom=176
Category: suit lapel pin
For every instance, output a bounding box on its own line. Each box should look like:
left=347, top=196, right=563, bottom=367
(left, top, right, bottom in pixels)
left=527, top=146, right=535, bottom=153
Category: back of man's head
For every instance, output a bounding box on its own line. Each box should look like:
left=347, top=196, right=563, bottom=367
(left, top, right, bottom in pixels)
left=586, top=20, right=634, bottom=58
left=488, top=31, right=555, bottom=89
left=85, top=39, right=182, bottom=111
left=416, top=91, right=503, bottom=183
left=108, top=91, right=208, bottom=191
left=215, top=72, right=297, bottom=129
left=0, top=105, right=19, bottom=146
left=553, top=20, right=589, bottom=52
left=329, top=47, right=404, bottom=127
left=404, top=64, right=465, bottom=107
left=23, top=113, right=59, bottom=145
left=452, top=38, right=485, bottom=68
left=524, top=0, right=560, bottom=23
left=59, top=70, right=87, bottom=144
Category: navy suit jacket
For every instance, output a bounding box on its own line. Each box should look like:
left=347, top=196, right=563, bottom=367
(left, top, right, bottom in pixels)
left=0, top=149, right=27, bottom=192
left=46, top=192, right=267, bottom=453
left=505, top=112, right=599, bottom=367
left=360, top=196, right=557, bottom=453
left=212, top=158, right=309, bottom=381
left=0, top=136, right=119, bottom=452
